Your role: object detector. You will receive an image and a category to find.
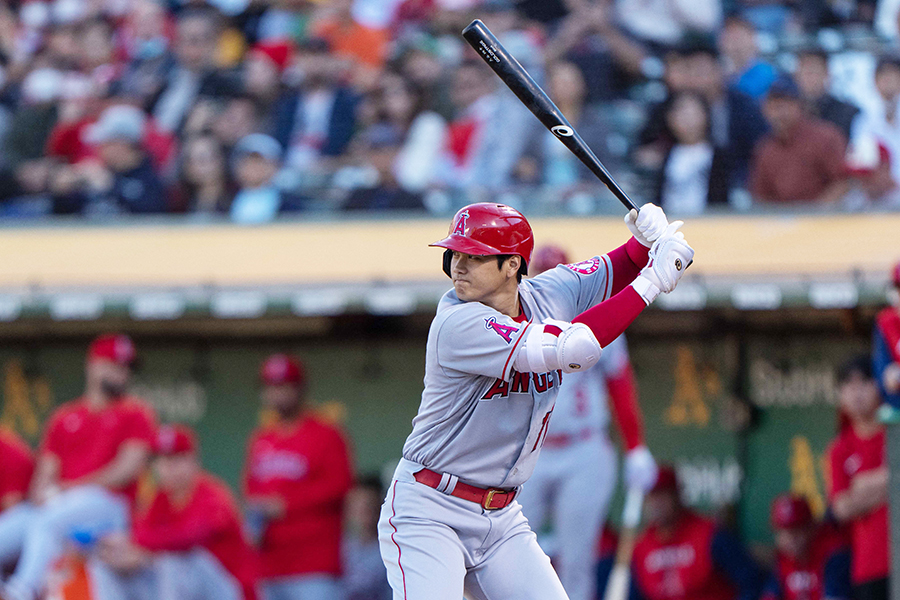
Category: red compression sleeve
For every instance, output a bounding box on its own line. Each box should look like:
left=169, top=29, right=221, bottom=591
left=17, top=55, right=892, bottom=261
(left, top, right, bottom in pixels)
left=606, top=364, right=645, bottom=450
left=573, top=285, right=647, bottom=348
left=607, top=237, right=650, bottom=297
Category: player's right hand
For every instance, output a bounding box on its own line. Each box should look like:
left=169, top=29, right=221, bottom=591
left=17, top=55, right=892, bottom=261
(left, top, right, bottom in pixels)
left=632, top=222, right=694, bottom=304
left=625, top=203, right=668, bottom=247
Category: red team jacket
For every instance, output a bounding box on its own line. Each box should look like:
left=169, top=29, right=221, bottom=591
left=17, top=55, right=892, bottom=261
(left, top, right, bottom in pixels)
left=40, top=396, right=157, bottom=502
left=0, top=428, right=34, bottom=510
left=828, top=425, right=889, bottom=584
left=763, top=526, right=850, bottom=600
left=633, top=512, right=737, bottom=600
left=135, top=473, right=258, bottom=600
left=243, top=414, right=354, bottom=579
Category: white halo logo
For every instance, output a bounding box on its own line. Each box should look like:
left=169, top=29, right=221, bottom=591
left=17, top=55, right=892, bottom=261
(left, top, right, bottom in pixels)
left=551, top=125, right=574, bottom=137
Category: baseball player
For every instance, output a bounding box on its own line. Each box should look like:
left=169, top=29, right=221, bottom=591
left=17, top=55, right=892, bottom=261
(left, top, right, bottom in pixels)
left=827, top=356, right=889, bottom=600
left=0, top=428, right=34, bottom=514
left=94, top=424, right=259, bottom=600
left=762, top=494, right=850, bottom=600
left=632, top=466, right=764, bottom=600
left=378, top=201, right=694, bottom=600
left=873, top=262, right=900, bottom=406
left=243, top=354, right=354, bottom=600
left=516, top=245, right=658, bottom=600
left=0, top=333, right=157, bottom=600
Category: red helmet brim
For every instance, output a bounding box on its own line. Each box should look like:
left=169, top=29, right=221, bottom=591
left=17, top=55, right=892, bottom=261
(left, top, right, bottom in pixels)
left=430, top=234, right=503, bottom=256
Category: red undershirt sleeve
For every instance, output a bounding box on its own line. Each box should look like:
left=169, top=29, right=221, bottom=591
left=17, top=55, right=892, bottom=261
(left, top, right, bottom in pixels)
left=573, top=286, right=647, bottom=348
left=606, top=237, right=650, bottom=297
left=606, top=364, right=645, bottom=450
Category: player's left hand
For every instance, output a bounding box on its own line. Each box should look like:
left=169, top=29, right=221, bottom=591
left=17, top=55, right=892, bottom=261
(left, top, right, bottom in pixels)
left=625, top=203, right=668, bottom=247
left=624, top=445, right=658, bottom=492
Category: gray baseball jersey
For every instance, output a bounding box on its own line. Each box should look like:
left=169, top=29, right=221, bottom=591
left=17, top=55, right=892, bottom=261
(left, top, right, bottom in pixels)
left=401, top=254, right=615, bottom=489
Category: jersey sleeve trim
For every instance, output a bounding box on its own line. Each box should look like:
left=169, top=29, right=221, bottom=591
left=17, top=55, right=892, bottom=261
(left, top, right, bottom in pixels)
left=502, top=320, right=532, bottom=381
left=601, top=254, right=613, bottom=302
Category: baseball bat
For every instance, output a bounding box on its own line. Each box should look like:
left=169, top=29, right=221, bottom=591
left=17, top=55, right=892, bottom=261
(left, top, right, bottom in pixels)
left=462, top=19, right=639, bottom=213
left=603, top=486, right=645, bottom=600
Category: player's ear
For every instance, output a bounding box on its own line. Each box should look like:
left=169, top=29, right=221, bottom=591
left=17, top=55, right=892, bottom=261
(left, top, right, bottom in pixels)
left=507, top=255, right=521, bottom=278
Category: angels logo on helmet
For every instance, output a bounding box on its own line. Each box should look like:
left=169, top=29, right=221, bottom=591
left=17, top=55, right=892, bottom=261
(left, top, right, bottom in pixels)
left=452, top=210, right=470, bottom=236
left=564, top=257, right=601, bottom=275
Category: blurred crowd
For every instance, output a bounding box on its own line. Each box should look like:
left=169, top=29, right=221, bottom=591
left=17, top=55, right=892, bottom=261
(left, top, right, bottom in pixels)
left=0, top=262, right=896, bottom=600
left=0, top=0, right=898, bottom=220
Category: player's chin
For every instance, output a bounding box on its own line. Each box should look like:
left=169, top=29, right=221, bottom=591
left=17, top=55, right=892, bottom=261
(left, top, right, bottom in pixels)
left=453, top=281, right=473, bottom=301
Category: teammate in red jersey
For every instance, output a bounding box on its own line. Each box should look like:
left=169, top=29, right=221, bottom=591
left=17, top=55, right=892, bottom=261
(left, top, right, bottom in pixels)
left=827, top=356, right=889, bottom=600
left=0, top=428, right=33, bottom=513
left=243, top=354, right=354, bottom=600
left=762, top=494, right=850, bottom=600
left=632, top=466, right=764, bottom=600
left=873, top=262, right=900, bottom=407
left=0, top=333, right=156, bottom=600
left=95, top=424, right=259, bottom=600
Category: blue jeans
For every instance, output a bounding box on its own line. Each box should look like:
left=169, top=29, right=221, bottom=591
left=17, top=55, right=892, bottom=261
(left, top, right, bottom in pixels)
left=262, top=574, right=345, bottom=600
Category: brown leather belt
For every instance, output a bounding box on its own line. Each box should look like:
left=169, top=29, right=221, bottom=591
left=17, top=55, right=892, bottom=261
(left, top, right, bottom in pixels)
left=413, top=468, right=516, bottom=510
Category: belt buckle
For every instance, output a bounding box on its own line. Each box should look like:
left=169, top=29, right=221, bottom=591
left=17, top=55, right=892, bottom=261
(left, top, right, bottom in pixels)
left=482, top=489, right=505, bottom=510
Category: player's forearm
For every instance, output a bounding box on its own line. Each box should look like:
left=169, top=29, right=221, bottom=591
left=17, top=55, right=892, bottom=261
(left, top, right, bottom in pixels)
left=573, top=285, right=647, bottom=348
left=29, top=454, right=60, bottom=502
left=832, top=488, right=883, bottom=521
left=85, top=444, right=150, bottom=490
left=606, top=237, right=651, bottom=297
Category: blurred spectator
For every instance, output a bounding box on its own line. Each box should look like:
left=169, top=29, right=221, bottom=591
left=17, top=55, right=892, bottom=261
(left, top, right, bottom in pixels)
left=851, top=56, right=900, bottom=186
left=616, top=0, right=723, bottom=50
left=718, top=16, right=777, bottom=100
left=149, top=6, right=234, bottom=133
left=172, top=134, right=234, bottom=214
left=115, top=0, right=175, bottom=111
left=341, top=124, right=427, bottom=211
left=531, top=62, right=617, bottom=190
left=211, top=95, right=263, bottom=153
left=844, top=142, right=900, bottom=209
left=343, top=475, right=392, bottom=600
left=243, top=354, right=354, bottom=600
left=438, top=60, right=536, bottom=191
left=654, top=92, right=731, bottom=215
left=0, top=429, right=33, bottom=514
left=795, top=49, right=860, bottom=140
left=243, top=40, right=296, bottom=136
left=873, top=263, right=900, bottom=407
left=632, top=466, right=765, bottom=600
left=827, top=355, right=889, bottom=600
left=94, top=425, right=258, bottom=600
left=380, top=72, right=446, bottom=194
left=312, top=0, right=390, bottom=89
left=50, top=104, right=167, bottom=215
left=0, top=334, right=156, bottom=600
left=637, top=42, right=767, bottom=186
left=761, top=494, right=851, bottom=600
left=0, top=68, right=62, bottom=199
left=229, top=133, right=300, bottom=224
left=280, top=39, right=360, bottom=186
left=542, top=3, right=648, bottom=102
left=750, top=77, right=849, bottom=204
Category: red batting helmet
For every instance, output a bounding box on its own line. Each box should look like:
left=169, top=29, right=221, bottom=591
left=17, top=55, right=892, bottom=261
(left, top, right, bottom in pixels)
left=87, top=333, right=136, bottom=367
left=650, top=465, right=679, bottom=494
left=770, top=494, right=813, bottom=529
left=431, top=203, right=535, bottom=277
left=260, top=354, right=305, bottom=387
left=154, top=424, right=198, bottom=456
left=531, top=245, right=570, bottom=276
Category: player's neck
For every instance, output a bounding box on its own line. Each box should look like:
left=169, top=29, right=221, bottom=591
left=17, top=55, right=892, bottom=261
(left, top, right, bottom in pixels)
left=84, top=388, right=110, bottom=410
left=479, top=284, right=521, bottom=319
left=851, top=416, right=882, bottom=438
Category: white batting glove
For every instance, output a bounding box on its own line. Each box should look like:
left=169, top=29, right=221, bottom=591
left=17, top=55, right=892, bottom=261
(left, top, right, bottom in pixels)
left=631, top=221, right=694, bottom=304
left=624, top=446, right=658, bottom=492
left=625, top=203, right=669, bottom=247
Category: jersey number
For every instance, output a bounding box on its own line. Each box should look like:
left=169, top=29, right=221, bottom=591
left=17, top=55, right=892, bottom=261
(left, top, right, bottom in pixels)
left=532, top=408, right=554, bottom=452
